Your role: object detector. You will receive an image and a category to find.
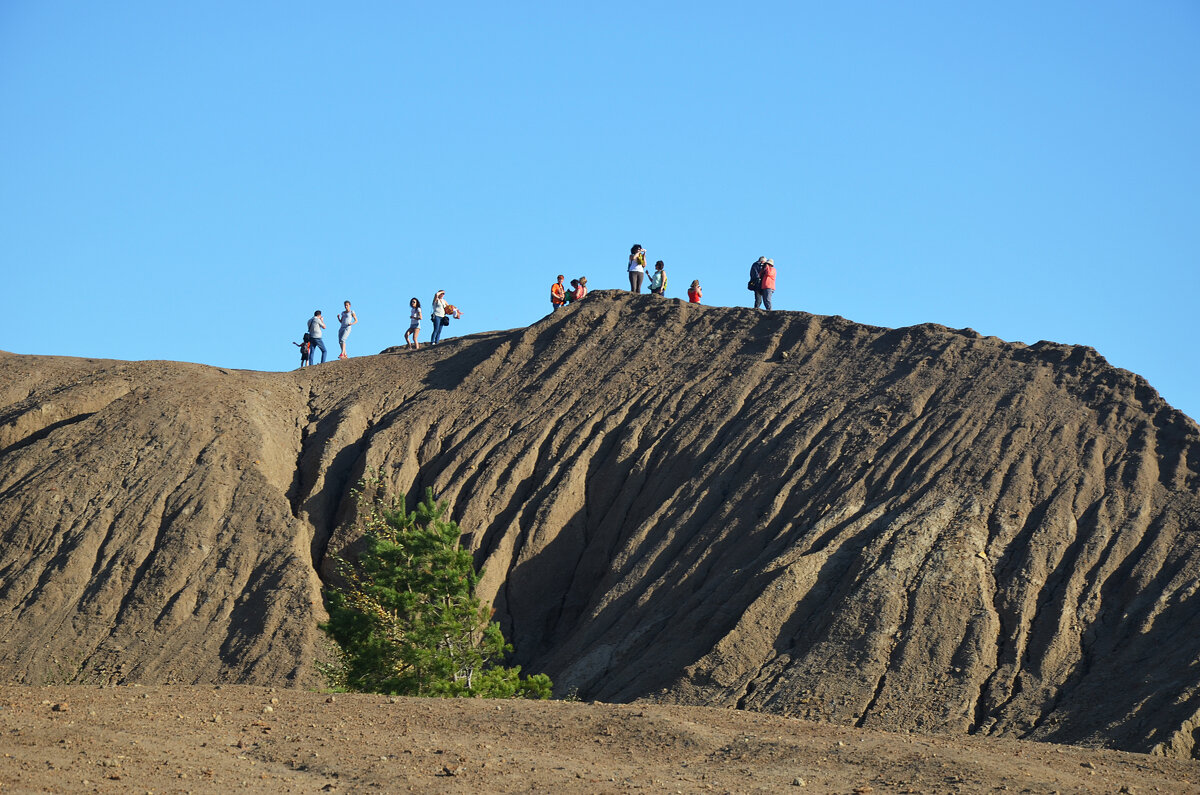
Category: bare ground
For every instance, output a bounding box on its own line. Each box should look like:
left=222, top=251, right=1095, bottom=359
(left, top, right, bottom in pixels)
left=3, top=685, right=1198, bottom=794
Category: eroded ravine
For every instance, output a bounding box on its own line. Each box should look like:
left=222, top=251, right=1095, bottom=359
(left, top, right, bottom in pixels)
left=1, top=291, right=1198, bottom=759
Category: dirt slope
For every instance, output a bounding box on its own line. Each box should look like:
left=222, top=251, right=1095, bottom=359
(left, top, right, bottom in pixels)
left=2, top=291, right=1199, bottom=759
left=4, top=685, right=1199, bottom=794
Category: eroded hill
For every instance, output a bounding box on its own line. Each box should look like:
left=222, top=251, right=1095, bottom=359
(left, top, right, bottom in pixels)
left=2, top=291, right=1198, bottom=759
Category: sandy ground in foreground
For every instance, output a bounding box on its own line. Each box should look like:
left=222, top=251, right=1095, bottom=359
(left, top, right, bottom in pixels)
left=1, top=686, right=1197, bottom=794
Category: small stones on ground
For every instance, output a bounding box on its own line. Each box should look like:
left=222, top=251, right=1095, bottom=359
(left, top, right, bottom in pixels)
left=792, top=777, right=806, bottom=786
left=325, top=696, right=336, bottom=704
left=51, top=702, right=69, bottom=712
left=262, top=705, right=274, bottom=714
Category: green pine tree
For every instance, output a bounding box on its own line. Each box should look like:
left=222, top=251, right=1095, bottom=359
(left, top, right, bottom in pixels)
left=320, top=476, right=552, bottom=699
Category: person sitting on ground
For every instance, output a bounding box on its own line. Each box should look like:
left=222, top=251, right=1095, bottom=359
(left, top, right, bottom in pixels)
left=688, top=280, right=702, bottom=303
left=564, top=279, right=579, bottom=306
left=551, top=274, right=566, bottom=311
left=649, top=260, right=667, bottom=296
left=404, top=297, right=422, bottom=350
left=576, top=276, right=587, bottom=299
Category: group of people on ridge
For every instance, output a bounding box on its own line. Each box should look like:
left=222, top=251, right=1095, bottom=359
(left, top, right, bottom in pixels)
left=404, top=290, right=464, bottom=350
left=550, top=275, right=588, bottom=310
left=622, top=244, right=773, bottom=307
left=296, top=301, right=358, bottom=366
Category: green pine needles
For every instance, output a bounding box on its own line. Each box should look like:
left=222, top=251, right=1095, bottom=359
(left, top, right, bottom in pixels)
left=320, top=476, right=552, bottom=699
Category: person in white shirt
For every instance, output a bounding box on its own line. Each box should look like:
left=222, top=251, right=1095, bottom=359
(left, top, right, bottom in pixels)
left=337, top=301, right=358, bottom=359
left=628, top=244, right=647, bottom=293
left=405, top=297, right=422, bottom=350
left=430, top=290, right=447, bottom=345
left=307, top=310, right=327, bottom=364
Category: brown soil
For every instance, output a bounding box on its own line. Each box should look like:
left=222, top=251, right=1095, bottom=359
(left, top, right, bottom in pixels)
left=3, top=685, right=1198, bottom=794
left=2, top=291, right=1199, bottom=763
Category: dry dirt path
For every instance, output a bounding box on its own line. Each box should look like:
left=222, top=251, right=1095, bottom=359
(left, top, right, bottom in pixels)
left=1, top=686, right=1197, bottom=794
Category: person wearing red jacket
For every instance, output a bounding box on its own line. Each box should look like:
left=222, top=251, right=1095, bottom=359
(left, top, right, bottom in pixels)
left=759, top=258, right=777, bottom=311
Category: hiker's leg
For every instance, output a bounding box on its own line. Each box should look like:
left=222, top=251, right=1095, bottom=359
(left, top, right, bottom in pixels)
left=430, top=318, right=442, bottom=345
left=635, top=272, right=644, bottom=293
left=313, top=338, right=327, bottom=363
left=763, top=289, right=774, bottom=311
left=753, top=289, right=763, bottom=310
left=628, top=272, right=638, bottom=292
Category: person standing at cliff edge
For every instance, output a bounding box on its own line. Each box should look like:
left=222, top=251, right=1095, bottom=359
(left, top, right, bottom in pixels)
left=551, top=275, right=566, bottom=311
left=308, top=310, right=327, bottom=364
left=628, top=244, right=647, bottom=293
left=749, top=257, right=766, bottom=309
left=430, top=290, right=447, bottom=345
left=337, top=300, right=358, bottom=359
left=759, top=258, right=777, bottom=310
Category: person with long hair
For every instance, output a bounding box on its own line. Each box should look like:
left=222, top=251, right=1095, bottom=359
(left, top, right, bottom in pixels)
left=627, top=244, right=647, bottom=293
left=404, top=297, right=422, bottom=350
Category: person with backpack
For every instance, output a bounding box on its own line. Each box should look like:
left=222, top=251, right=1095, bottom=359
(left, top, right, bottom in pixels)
left=404, top=297, right=422, bottom=350
left=628, top=244, right=647, bottom=293
left=759, top=258, right=777, bottom=310
left=308, top=310, right=327, bottom=363
left=749, top=257, right=767, bottom=309
left=649, top=260, right=668, bottom=296
left=294, top=333, right=312, bottom=367
left=430, top=290, right=447, bottom=345
left=337, top=300, right=358, bottom=359
left=551, top=275, right=566, bottom=311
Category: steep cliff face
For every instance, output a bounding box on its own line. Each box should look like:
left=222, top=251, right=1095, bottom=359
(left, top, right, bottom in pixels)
left=2, top=291, right=1198, bottom=757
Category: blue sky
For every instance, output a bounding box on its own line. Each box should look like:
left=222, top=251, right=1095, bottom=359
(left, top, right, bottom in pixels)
left=3, top=2, right=1198, bottom=420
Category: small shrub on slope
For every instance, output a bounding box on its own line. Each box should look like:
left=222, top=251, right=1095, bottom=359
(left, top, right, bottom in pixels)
left=320, top=477, right=552, bottom=699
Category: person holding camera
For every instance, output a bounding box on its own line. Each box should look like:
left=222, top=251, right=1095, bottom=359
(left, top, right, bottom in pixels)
left=628, top=244, right=647, bottom=293
left=307, top=310, right=327, bottom=363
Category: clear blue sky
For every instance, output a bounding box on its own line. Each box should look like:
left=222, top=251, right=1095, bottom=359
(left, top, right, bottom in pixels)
left=3, top=2, right=1197, bottom=419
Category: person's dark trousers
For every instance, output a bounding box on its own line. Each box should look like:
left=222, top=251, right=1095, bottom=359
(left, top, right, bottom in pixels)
left=761, top=288, right=774, bottom=310
left=753, top=289, right=763, bottom=309
left=312, top=337, right=327, bottom=363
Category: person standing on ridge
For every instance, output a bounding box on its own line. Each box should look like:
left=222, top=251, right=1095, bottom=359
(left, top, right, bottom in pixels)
left=688, top=279, right=702, bottom=303
left=337, top=300, right=358, bottom=359
left=628, top=244, right=647, bottom=293
left=649, top=260, right=667, bottom=296
left=430, top=290, right=447, bottom=345
left=551, top=275, right=566, bottom=311
left=308, top=310, right=327, bottom=364
left=404, top=297, right=422, bottom=350
left=749, top=256, right=767, bottom=309
left=759, top=258, right=777, bottom=310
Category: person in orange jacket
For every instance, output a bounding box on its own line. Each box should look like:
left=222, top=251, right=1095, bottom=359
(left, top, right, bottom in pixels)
left=550, top=274, right=566, bottom=311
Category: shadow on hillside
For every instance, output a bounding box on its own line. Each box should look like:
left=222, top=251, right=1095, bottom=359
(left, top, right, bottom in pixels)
left=421, top=330, right=512, bottom=392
